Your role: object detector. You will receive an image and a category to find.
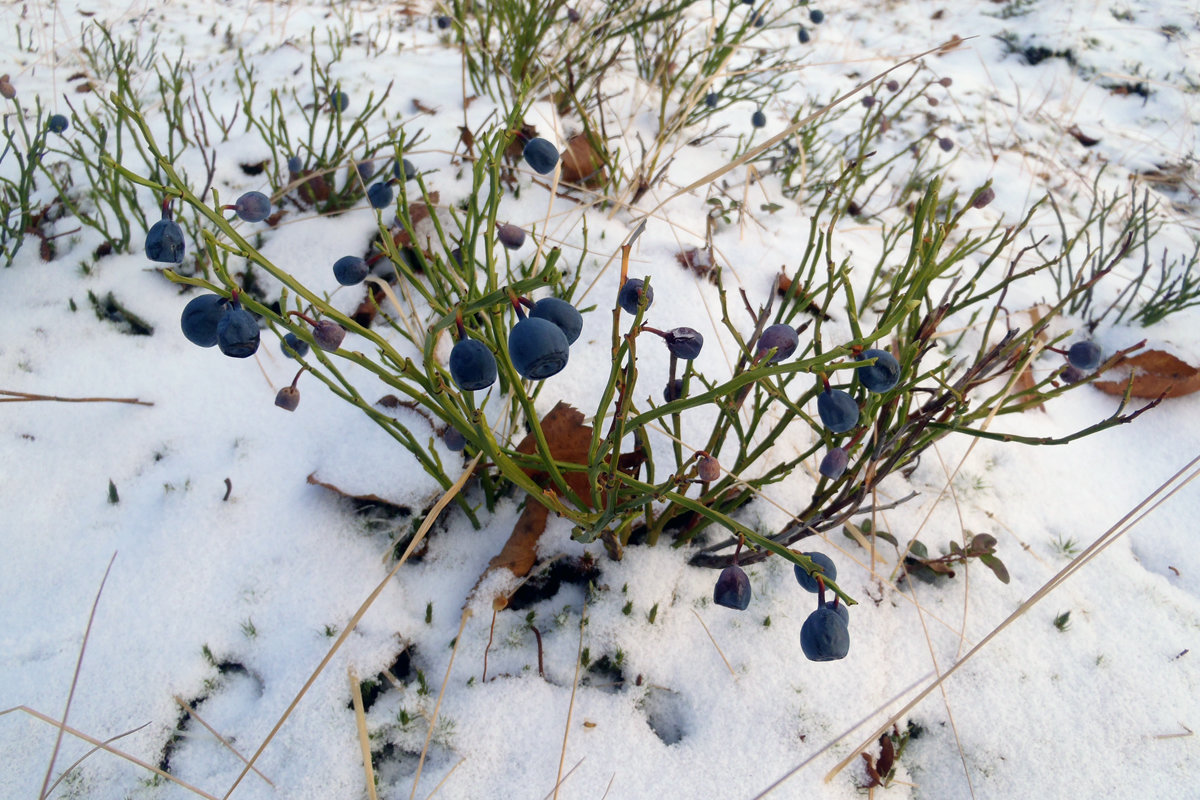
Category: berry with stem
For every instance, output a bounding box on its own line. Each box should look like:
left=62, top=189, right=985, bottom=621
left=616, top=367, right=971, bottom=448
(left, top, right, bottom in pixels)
left=817, top=383, right=859, bottom=433
left=288, top=311, right=345, bottom=352
left=224, top=191, right=271, bottom=222
left=856, top=348, right=901, bottom=393
left=216, top=294, right=260, bottom=358
left=794, top=551, right=837, bottom=593
left=275, top=367, right=307, bottom=412
left=146, top=198, right=185, bottom=263
left=618, top=278, right=653, bottom=314
left=755, top=323, right=798, bottom=363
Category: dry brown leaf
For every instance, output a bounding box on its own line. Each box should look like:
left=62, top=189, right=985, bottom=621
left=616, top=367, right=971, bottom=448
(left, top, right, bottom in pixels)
left=483, top=501, right=549, bottom=595
left=560, top=133, right=605, bottom=184
left=1093, top=348, right=1200, bottom=398
left=306, top=472, right=411, bottom=513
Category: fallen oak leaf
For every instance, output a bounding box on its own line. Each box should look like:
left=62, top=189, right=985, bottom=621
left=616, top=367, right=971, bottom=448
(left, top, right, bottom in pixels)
left=1093, top=347, right=1200, bottom=399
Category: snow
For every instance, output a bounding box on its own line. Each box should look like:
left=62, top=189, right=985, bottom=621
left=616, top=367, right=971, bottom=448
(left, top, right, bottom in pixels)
left=2, top=1, right=1199, bottom=798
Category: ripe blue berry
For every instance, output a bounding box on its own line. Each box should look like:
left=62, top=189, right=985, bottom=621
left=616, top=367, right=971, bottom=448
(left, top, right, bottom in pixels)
left=367, top=182, right=393, bottom=209
left=436, top=15, right=452, bottom=29
left=794, top=552, right=837, bottom=593
left=800, top=607, right=850, bottom=661
left=713, top=565, right=751, bottom=610
left=817, top=388, right=858, bottom=433
left=797, top=25, right=810, bottom=44
left=393, top=158, right=417, bottom=180
left=146, top=218, right=185, bottom=263
left=856, top=348, right=900, bottom=393
left=329, top=89, right=349, bottom=112
left=216, top=303, right=260, bottom=358
left=756, top=323, right=798, bottom=362
left=281, top=332, right=309, bottom=359
left=523, top=137, right=560, bottom=174
left=497, top=223, right=525, bottom=250
left=751, top=109, right=767, bottom=128
left=1067, top=341, right=1102, bottom=371
left=333, top=255, right=369, bottom=286
left=705, top=92, right=718, bottom=108
left=665, top=327, right=704, bottom=360
left=938, top=136, right=954, bottom=152
left=287, top=155, right=303, bottom=173
left=818, top=447, right=848, bottom=479
left=664, top=378, right=684, bottom=402
left=509, top=317, right=569, bottom=379
left=530, top=297, right=583, bottom=345
left=809, top=9, right=825, bottom=24
left=47, top=114, right=68, bottom=133
left=449, top=338, right=498, bottom=391
left=180, top=293, right=231, bottom=347
left=618, top=278, right=653, bottom=314
left=233, top=191, right=271, bottom=222
left=443, top=427, right=466, bottom=451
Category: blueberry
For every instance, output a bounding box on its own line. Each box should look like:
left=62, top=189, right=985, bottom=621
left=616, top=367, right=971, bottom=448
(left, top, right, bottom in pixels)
left=233, top=191, right=271, bottom=222
left=180, top=293, right=231, bottom=347
left=530, top=297, right=583, bottom=345
left=885, top=79, right=900, bottom=92
left=436, top=15, right=452, bottom=29
left=146, top=218, right=185, bottom=263
left=856, top=348, right=900, bottom=393
left=938, top=136, right=954, bottom=152
left=333, top=255, right=369, bottom=286
left=47, top=114, right=68, bottom=134
left=794, top=551, right=837, bottom=593
left=216, top=303, right=260, bottom=358
left=329, top=89, right=349, bottom=112
left=705, top=91, right=718, bottom=108
left=1067, top=341, right=1102, bottom=371
left=797, top=25, right=810, bottom=44
left=449, top=338, right=498, bottom=391
left=809, top=8, right=825, bottom=24
left=664, top=378, right=684, bottom=402
left=751, top=109, right=767, bottom=128
left=508, top=317, right=569, bottom=379
left=665, top=327, right=703, bottom=360
left=817, top=388, right=858, bottom=433
left=862, top=95, right=876, bottom=108
left=756, top=323, right=798, bottom=363
left=367, top=182, right=393, bottom=209
left=713, top=565, right=751, bottom=610
left=523, top=137, right=560, bottom=175
left=287, top=155, right=303, bottom=173
left=281, top=332, right=309, bottom=359
left=818, top=447, right=848, bottom=479
left=800, top=607, right=850, bottom=661
left=497, top=223, right=525, bottom=250
left=618, top=278, right=653, bottom=314
left=312, top=320, right=346, bottom=351
left=357, top=160, right=376, bottom=181
left=393, top=158, right=417, bottom=180
left=275, top=386, right=300, bottom=411
left=443, top=427, right=467, bottom=451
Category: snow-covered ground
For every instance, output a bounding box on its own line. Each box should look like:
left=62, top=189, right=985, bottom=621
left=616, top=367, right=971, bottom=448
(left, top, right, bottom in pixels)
left=2, top=1, right=1198, bottom=798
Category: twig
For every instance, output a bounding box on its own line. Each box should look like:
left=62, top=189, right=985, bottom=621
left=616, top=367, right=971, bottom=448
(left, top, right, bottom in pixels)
left=691, top=609, right=736, bottom=679
left=39, top=553, right=116, bottom=800
left=4, top=705, right=218, bottom=799
left=349, top=669, right=378, bottom=800
left=410, top=608, right=471, bottom=800
left=0, top=389, right=153, bottom=406
left=171, top=695, right=274, bottom=787
left=553, top=605, right=586, bottom=800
